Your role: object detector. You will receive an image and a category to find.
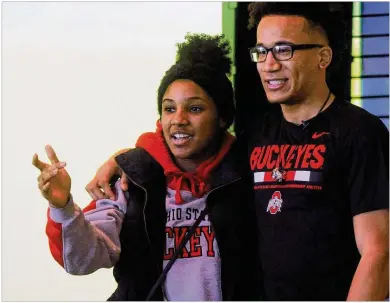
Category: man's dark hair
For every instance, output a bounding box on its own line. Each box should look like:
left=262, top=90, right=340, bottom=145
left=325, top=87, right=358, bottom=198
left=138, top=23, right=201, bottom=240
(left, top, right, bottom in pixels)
left=157, top=33, right=235, bottom=130
left=248, top=2, right=349, bottom=71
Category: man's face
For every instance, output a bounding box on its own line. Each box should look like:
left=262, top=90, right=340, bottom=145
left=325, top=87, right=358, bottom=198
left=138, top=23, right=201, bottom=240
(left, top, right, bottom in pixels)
left=256, top=15, right=323, bottom=104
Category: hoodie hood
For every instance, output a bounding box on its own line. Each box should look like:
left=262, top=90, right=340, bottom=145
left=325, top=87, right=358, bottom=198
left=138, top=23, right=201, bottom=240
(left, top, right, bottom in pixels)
left=135, top=120, right=235, bottom=204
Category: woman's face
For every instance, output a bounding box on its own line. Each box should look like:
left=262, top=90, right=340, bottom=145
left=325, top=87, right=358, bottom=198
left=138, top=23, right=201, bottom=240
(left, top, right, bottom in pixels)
left=161, top=79, right=225, bottom=164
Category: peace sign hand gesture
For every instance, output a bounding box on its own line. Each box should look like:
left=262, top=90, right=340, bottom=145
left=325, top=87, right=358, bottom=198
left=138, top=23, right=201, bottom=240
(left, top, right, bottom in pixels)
left=32, top=145, right=71, bottom=208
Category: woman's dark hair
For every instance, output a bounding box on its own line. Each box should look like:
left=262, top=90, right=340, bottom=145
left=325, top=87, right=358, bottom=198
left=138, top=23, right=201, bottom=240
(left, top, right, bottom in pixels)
left=157, top=33, right=235, bottom=130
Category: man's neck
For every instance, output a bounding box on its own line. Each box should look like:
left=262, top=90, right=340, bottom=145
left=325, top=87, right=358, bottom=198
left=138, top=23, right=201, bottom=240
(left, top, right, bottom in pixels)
left=280, top=89, right=334, bottom=125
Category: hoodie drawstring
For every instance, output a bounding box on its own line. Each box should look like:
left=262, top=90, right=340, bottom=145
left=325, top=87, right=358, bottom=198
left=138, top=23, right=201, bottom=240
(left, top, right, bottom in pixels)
left=165, top=170, right=208, bottom=204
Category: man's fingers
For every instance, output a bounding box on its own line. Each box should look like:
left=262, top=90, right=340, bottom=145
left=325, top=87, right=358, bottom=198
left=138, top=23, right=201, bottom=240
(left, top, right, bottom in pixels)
left=45, top=145, right=60, bottom=164
left=85, top=182, right=96, bottom=200
left=91, top=187, right=105, bottom=200
left=120, top=174, right=129, bottom=191
left=32, top=153, right=48, bottom=171
left=85, top=183, right=105, bottom=200
left=86, top=181, right=116, bottom=200
left=100, top=183, right=116, bottom=200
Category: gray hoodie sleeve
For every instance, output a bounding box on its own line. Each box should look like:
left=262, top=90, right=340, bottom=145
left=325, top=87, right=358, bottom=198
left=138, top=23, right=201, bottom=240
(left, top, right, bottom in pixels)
left=47, top=180, right=127, bottom=275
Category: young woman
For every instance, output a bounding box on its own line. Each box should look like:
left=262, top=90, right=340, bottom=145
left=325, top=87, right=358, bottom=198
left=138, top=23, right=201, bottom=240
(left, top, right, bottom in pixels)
left=33, top=34, right=262, bottom=301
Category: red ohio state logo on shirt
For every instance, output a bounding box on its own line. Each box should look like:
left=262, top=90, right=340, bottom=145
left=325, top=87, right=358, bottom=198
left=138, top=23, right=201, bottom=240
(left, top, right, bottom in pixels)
left=267, top=191, right=283, bottom=214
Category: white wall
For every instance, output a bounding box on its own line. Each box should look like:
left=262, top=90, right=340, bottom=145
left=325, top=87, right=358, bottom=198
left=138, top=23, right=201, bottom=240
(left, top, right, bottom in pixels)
left=2, top=2, right=222, bottom=301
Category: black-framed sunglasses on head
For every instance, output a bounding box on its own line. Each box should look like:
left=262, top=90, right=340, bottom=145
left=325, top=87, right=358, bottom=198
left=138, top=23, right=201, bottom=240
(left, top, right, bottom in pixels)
left=249, top=44, right=324, bottom=63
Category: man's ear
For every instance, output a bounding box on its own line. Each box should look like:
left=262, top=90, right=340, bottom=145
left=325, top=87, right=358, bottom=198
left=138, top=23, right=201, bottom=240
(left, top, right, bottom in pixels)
left=318, top=46, right=333, bottom=69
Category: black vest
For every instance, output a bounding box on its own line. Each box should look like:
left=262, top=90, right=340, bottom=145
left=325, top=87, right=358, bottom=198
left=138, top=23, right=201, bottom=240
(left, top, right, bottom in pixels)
left=108, top=143, right=263, bottom=301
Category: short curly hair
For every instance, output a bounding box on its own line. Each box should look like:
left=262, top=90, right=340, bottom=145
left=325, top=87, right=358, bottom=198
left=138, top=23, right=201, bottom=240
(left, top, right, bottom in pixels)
left=157, top=33, right=235, bottom=130
left=248, top=2, right=348, bottom=69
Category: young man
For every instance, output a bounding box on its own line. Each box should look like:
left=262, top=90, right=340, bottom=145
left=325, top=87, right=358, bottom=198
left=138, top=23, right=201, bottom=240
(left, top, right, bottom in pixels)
left=85, top=3, right=389, bottom=301
left=244, top=3, right=389, bottom=301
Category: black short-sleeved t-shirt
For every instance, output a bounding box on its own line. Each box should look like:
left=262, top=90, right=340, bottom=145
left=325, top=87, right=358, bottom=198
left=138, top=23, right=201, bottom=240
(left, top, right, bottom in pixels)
left=246, top=99, right=389, bottom=300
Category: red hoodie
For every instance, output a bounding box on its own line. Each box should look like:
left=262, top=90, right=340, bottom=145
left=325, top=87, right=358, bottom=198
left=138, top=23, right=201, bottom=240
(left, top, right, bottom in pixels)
left=135, top=121, right=235, bottom=204
left=46, top=122, right=235, bottom=269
